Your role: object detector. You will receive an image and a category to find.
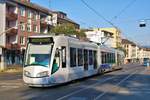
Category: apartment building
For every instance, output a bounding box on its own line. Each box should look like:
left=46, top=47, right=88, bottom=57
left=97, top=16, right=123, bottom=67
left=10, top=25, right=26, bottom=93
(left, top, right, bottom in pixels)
left=0, top=0, right=80, bottom=68
left=52, top=11, right=80, bottom=29
left=139, top=47, right=150, bottom=63
left=98, top=28, right=122, bottom=48
left=122, top=39, right=139, bottom=63
left=122, top=39, right=150, bottom=64
left=85, top=28, right=117, bottom=47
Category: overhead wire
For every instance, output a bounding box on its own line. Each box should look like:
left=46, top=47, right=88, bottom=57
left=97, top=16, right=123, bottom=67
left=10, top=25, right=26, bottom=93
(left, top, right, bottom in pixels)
left=111, top=0, right=137, bottom=21
left=80, top=0, right=138, bottom=44
left=80, top=0, right=117, bottom=28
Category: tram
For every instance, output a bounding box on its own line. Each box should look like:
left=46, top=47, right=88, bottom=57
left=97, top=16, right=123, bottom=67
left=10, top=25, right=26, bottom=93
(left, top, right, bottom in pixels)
left=23, top=35, right=124, bottom=87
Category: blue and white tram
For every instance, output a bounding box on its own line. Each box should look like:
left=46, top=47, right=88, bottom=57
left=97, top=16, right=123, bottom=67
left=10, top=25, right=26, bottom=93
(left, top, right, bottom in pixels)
left=23, top=35, right=124, bottom=87
left=23, top=35, right=100, bottom=87
left=99, top=45, right=116, bottom=72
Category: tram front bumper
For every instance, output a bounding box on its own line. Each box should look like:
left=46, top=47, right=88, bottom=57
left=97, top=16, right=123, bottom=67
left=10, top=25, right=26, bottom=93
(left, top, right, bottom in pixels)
left=23, top=76, right=55, bottom=87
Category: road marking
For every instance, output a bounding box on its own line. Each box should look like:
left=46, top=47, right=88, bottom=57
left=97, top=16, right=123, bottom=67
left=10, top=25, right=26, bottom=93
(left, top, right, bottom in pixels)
left=56, top=67, right=143, bottom=100
left=94, top=70, right=138, bottom=100
left=56, top=77, right=115, bottom=100
left=119, top=90, right=150, bottom=94
left=68, top=97, right=87, bottom=100
left=1, top=85, right=20, bottom=88
left=0, top=82, right=23, bottom=86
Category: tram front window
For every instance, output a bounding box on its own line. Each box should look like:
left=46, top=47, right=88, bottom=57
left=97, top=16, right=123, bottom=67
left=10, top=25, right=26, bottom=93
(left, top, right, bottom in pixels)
left=25, top=44, right=52, bottom=67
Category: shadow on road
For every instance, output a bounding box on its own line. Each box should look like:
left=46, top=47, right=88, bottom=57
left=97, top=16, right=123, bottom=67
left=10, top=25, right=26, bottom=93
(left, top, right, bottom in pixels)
left=19, top=68, right=150, bottom=100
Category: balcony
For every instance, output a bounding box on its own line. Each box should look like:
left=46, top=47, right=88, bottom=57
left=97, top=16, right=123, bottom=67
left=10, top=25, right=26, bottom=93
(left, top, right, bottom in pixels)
left=6, top=11, right=18, bottom=21
left=6, top=28, right=18, bottom=36
left=6, top=43, right=20, bottom=50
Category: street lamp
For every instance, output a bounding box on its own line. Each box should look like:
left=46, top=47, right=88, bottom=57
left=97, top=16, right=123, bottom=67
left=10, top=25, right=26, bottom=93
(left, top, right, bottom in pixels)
left=139, top=20, right=146, bottom=27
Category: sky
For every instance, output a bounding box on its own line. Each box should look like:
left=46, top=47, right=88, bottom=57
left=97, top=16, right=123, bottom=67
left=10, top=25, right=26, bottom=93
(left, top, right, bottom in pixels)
left=31, top=0, right=150, bottom=46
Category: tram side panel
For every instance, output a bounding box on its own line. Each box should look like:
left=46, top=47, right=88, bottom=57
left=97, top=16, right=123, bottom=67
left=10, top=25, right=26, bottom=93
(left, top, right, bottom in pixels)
left=67, top=40, right=99, bottom=81
left=49, top=37, right=69, bottom=83
left=99, top=46, right=116, bottom=72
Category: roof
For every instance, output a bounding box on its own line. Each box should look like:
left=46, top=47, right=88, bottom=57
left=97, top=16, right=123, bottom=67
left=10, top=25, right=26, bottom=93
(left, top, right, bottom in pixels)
left=142, top=47, right=150, bottom=51
left=7, top=0, right=79, bottom=27
left=63, top=17, right=79, bottom=25
left=11, top=0, right=53, bottom=15
left=122, top=39, right=136, bottom=46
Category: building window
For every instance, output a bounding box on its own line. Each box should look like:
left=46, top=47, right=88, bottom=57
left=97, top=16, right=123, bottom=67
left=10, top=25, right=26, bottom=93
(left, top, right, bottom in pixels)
left=70, top=47, right=76, bottom=67
left=20, top=7, right=25, bottom=17
left=33, top=25, right=38, bottom=33
left=27, top=10, right=32, bottom=18
left=27, top=20, right=31, bottom=32
left=27, top=24, right=31, bottom=32
left=20, top=22, right=25, bottom=31
left=33, top=12, right=38, bottom=20
left=20, top=36, right=25, bottom=45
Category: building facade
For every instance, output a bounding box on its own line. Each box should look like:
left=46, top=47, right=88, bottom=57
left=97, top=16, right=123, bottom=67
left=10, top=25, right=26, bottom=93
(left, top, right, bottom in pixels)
left=98, top=28, right=122, bottom=48
left=0, top=0, right=79, bottom=69
left=139, top=47, right=150, bottom=63
left=85, top=28, right=119, bottom=48
left=122, top=39, right=139, bottom=63
left=122, top=39, right=150, bottom=64
left=52, top=11, right=80, bottom=29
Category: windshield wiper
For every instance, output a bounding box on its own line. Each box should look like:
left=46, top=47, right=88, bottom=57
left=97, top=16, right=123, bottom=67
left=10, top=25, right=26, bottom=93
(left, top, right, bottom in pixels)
left=25, top=63, right=48, bottom=67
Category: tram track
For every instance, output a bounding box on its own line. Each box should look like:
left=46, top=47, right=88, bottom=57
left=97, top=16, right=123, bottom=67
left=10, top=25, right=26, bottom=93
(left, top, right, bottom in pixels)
left=56, top=64, right=144, bottom=100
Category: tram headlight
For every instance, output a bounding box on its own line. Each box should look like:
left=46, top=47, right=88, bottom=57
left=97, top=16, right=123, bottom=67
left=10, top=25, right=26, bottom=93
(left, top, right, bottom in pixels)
left=24, top=71, right=31, bottom=77
left=36, top=71, right=49, bottom=77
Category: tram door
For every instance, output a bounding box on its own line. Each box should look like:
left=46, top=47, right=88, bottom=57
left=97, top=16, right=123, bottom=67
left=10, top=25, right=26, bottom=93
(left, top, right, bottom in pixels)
left=84, top=49, right=88, bottom=71
left=52, top=46, right=67, bottom=83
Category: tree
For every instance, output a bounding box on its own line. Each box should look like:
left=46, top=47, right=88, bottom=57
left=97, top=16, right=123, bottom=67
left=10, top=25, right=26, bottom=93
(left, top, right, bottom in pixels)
left=50, top=23, right=77, bottom=35
left=50, top=23, right=86, bottom=38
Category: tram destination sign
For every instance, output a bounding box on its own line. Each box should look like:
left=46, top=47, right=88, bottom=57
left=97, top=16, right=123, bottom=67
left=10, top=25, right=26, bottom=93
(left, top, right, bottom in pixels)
left=29, top=37, right=54, bottom=44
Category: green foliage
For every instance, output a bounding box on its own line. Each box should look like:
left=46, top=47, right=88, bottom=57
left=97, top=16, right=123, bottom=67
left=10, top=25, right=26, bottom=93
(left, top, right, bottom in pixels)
left=50, top=23, right=86, bottom=37
left=77, top=29, right=86, bottom=37
left=50, top=23, right=76, bottom=35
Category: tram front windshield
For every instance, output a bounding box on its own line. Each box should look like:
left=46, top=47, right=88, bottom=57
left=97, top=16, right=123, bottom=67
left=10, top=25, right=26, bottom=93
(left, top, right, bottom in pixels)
left=25, top=44, right=52, bottom=67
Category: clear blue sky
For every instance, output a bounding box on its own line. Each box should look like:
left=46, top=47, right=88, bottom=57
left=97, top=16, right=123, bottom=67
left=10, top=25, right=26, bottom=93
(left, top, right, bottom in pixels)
left=31, top=0, right=150, bottom=46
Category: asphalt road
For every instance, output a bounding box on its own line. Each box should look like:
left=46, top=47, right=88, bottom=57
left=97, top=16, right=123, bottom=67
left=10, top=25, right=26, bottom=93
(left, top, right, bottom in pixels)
left=0, top=64, right=150, bottom=100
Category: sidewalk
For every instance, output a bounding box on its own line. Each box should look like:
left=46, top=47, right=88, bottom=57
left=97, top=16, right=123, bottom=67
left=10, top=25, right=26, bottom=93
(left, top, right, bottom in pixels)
left=0, top=65, right=23, bottom=74
left=143, top=67, right=150, bottom=75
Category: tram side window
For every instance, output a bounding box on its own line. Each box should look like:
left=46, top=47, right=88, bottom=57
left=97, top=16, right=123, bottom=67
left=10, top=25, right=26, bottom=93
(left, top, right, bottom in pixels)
left=94, top=51, right=97, bottom=69
left=107, top=53, right=109, bottom=63
left=112, top=53, right=115, bottom=63
left=61, top=46, right=66, bottom=68
left=107, top=53, right=110, bottom=63
left=108, top=53, right=111, bottom=63
left=101, top=52, right=105, bottom=64
left=84, top=49, right=88, bottom=70
left=110, top=53, right=113, bottom=63
left=70, top=47, right=76, bottom=67
left=52, top=49, right=60, bottom=75
left=105, top=52, right=107, bottom=63
left=89, top=50, right=93, bottom=65
left=78, top=49, right=83, bottom=66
